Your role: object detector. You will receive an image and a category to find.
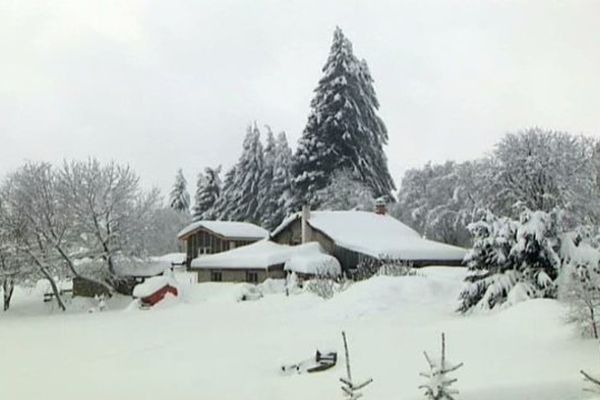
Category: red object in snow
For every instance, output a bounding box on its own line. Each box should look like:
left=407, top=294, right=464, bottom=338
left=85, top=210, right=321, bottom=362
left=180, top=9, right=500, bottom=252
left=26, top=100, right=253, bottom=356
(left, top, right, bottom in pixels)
left=140, top=285, right=178, bottom=307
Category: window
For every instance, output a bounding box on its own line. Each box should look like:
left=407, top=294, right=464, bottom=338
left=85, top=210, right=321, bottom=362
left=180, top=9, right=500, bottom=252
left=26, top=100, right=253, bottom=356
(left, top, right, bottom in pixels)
left=246, top=271, right=258, bottom=284
left=210, top=271, right=222, bottom=282
left=198, top=246, right=211, bottom=255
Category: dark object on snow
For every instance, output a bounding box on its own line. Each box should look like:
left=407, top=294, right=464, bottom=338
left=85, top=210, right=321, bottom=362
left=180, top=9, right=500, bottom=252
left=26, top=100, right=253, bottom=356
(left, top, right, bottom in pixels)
left=139, top=285, right=178, bottom=308
left=281, top=350, right=337, bottom=374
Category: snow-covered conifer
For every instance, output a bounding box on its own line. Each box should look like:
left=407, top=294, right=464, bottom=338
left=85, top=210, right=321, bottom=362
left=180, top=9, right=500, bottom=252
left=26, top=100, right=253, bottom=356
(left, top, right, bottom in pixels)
left=458, top=208, right=563, bottom=312
left=509, top=208, right=562, bottom=299
left=292, top=27, right=395, bottom=206
left=212, top=166, right=237, bottom=220
left=193, top=166, right=222, bottom=221
left=257, top=127, right=278, bottom=229
left=229, top=124, right=264, bottom=223
left=457, top=211, right=517, bottom=312
left=213, top=125, right=264, bottom=223
left=268, top=131, right=296, bottom=228
left=419, top=333, right=463, bottom=400
left=169, top=169, right=190, bottom=213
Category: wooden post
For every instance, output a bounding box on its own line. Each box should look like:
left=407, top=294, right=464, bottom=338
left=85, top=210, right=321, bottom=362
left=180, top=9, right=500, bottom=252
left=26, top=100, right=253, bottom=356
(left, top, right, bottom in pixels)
left=441, top=332, right=446, bottom=371
left=342, top=331, right=352, bottom=383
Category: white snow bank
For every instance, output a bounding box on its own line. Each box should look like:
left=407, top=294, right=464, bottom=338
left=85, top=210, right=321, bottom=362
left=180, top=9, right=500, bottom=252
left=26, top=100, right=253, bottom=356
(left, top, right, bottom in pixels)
left=132, top=271, right=179, bottom=298
left=284, top=243, right=341, bottom=276
left=150, top=253, right=186, bottom=266
left=178, top=220, right=268, bottom=240
left=191, top=240, right=339, bottom=275
left=273, top=211, right=467, bottom=261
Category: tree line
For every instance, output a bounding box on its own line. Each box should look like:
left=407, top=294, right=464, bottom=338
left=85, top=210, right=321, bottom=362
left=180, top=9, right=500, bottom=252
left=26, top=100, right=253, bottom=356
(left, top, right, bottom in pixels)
left=0, top=159, right=187, bottom=311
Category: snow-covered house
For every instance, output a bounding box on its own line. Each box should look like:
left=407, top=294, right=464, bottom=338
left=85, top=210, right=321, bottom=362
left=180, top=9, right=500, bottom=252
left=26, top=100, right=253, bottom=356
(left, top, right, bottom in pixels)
left=190, top=240, right=340, bottom=283
left=177, top=221, right=269, bottom=268
left=270, top=207, right=466, bottom=273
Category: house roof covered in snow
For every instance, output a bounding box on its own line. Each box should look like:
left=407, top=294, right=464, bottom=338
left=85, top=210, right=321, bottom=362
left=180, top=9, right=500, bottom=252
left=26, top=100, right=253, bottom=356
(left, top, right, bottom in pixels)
left=191, top=240, right=341, bottom=275
left=271, top=210, right=466, bottom=261
left=177, top=220, right=269, bottom=241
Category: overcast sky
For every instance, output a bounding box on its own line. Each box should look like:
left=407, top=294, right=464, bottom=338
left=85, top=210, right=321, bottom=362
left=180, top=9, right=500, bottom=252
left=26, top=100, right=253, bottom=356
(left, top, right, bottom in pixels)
left=2, top=0, right=600, bottom=197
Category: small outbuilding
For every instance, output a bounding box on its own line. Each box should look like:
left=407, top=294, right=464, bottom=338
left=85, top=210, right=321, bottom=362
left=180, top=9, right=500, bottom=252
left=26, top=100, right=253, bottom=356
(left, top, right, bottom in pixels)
left=132, top=274, right=179, bottom=307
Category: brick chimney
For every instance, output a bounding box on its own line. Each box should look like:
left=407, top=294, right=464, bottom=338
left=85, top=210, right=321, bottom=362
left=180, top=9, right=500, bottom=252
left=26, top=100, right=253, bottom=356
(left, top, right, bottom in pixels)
left=301, top=204, right=311, bottom=243
left=375, top=197, right=387, bottom=215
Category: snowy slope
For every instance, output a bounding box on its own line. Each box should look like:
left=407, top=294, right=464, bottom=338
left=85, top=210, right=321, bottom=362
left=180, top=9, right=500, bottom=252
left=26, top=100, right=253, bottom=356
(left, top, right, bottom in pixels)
left=0, top=267, right=596, bottom=400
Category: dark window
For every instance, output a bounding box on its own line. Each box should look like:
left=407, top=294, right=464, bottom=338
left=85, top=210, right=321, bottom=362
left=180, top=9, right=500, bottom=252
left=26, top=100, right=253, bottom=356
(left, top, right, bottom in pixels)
left=211, top=271, right=222, bottom=282
left=246, top=271, right=258, bottom=284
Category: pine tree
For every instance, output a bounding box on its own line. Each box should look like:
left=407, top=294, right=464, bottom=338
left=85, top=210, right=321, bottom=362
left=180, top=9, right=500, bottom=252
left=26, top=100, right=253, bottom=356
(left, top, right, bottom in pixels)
left=261, top=131, right=295, bottom=230
left=193, top=166, right=222, bottom=221
left=457, top=211, right=517, bottom=312
left=458, top=208, right=562, bottom=313
left=213, top=166, right=237, bottom=220
left=215, top=124, right=264, bottom=224
left=257, top=127, right=277, bottom=229
left=419, top=333, right=464, bottom=400
left=169, top=169, right=190, bottom=214
left=292, top=27, right=395, bottom=206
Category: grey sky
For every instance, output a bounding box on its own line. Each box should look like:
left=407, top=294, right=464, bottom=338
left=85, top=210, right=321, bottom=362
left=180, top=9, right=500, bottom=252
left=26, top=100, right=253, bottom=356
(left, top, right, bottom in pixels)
left=2, top=1, right=600, bottom=198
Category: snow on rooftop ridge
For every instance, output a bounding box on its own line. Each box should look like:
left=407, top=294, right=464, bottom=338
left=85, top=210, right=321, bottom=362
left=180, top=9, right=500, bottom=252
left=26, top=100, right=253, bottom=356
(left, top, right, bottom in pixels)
left=191, top=240, right=339, bottom=273
left=178, top=220, right=269, bottom=240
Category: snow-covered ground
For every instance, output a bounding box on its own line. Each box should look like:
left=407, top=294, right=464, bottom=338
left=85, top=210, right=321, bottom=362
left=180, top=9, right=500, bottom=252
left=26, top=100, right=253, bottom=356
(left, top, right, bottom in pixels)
left=0, top=267, right=597, bottom=400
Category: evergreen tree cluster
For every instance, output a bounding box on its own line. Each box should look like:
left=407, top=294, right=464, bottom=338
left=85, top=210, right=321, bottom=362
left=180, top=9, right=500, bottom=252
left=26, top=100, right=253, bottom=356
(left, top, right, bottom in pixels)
left=172, top=27, right=397, bottom=230
left=191, top=124, right=295, bottom=231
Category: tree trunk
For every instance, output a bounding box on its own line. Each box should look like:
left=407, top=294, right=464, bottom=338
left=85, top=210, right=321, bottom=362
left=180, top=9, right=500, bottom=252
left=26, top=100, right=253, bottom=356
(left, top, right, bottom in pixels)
left=39, top=268, right=66, bottom=311
left=3, top=278, right=14, bottom=311
left=591, top=306, right=598, bottom=339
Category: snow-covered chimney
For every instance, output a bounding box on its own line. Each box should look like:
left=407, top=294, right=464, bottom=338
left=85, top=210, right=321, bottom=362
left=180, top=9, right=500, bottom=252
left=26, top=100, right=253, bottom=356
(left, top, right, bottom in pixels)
left=301, top=204, right=311, bottom=243
left=375, top=198, right=387, bottom=215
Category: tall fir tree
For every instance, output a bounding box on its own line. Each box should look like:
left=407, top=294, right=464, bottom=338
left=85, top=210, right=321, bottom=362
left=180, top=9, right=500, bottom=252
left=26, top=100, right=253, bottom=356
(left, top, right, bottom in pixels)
left=261, top=131, right=295, bottom=230
left=192, top=166, right=222, bottom=221
left=292, top=27, right=395, bottom=206
left=257, top=127, right=278, bottom=229
left=213, top=166, right=237, bottom=220
left=214, top=124, right=264, bottom=224
left=168, top=169, right=190, bottom=214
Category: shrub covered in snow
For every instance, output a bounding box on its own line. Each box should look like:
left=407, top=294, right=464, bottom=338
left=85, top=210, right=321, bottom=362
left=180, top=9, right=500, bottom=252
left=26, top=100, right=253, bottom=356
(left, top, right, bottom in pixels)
left=352, top=257, right=415, bottom=281
left=306, top=277, right=336, bottom=300
left=559, top=230, right=600, bottom=338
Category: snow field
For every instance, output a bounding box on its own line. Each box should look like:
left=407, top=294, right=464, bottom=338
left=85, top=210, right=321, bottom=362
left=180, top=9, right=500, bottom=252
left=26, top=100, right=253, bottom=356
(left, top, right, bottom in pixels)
left=0, top=267, right=597, bottom=400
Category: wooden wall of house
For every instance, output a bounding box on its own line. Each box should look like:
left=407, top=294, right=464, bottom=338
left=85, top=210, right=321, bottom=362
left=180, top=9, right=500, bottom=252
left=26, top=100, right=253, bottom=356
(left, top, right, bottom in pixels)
left=272, top=218, right=303, bottom=245
left=185, top=228, right=255, bottom=266
left=194, top=266, right=285, bottom=283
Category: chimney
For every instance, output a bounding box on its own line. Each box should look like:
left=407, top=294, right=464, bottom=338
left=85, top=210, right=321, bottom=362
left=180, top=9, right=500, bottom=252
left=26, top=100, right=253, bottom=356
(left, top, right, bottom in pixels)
left=375, top=197, right=387, bottom=215
left=301, top=204, right=311, bottom=243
